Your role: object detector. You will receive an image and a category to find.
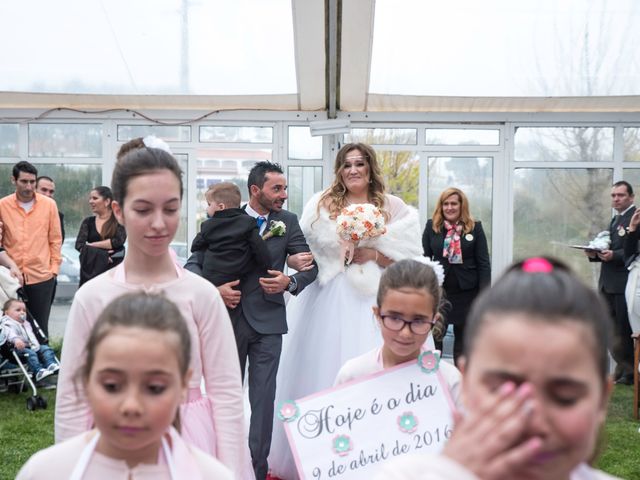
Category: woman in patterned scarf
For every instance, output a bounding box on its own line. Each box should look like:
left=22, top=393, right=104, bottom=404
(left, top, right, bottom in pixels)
left=422, top=187, right=491, bottom=365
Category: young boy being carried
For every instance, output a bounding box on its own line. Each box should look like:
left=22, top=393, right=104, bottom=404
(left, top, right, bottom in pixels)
left=191, top=183, right=271, bottom=298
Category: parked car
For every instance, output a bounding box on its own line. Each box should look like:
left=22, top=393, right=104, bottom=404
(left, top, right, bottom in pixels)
left=55, top=238, right=80, bottom=303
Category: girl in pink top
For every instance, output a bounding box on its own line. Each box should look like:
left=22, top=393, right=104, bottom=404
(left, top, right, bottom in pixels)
left=20, top=292, right=232, bottom=479
left=55, top=140, right=245, bottom=477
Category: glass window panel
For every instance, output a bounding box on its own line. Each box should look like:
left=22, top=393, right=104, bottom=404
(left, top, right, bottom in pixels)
left=1, top=1, right=296, bottom=95
left=287, top=166, right=323, bottom=217
left=425, top=129, right=499, bottom=146
left=172, top=154, right=189, bottom=252
left=426, top=156, right=493, bottom=252
left=624, top=127, right=640, bottom=162
left=371, top=0, right=640, bottom=96
left=513, top=168, right=612, bottom=287
left=623, top=170, right=640, bottom=191
left=514, top=127, right=614, bottom=162
left=345, top=128, right=417, bottom=145
left=378, top=151, right=420, bottom=208
left=200, top=126, right=273, bottom=144
left=0, top=124, right=19, bottom=157
left=29, top=124, right=102, bottom=158
left=195, top=147, right=272, bottom=227
left=117, top=125, right=191, bottom=142
left=288, top=126, right=322, bottom=160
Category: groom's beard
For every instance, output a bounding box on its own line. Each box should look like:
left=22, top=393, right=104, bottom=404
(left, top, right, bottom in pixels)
left=255, top=190, right=285, bottom=213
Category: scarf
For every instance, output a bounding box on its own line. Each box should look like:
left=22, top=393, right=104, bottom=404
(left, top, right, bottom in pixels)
left=443, top=220, right=463, bottom=264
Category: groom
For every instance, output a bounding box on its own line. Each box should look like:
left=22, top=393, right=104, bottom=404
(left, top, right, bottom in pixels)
left=187, top=161, right=317, bottom=479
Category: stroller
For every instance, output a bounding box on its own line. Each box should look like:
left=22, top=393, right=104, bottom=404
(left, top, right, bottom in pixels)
left=0, top=269, right=56, bottom=411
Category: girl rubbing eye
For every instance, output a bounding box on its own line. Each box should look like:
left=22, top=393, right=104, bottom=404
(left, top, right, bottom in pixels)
left=17, top=292, right=232, bottom=479
left=377, top=257, right=620, bottom=480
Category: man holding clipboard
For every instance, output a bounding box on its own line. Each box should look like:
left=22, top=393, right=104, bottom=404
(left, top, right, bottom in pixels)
left=585, top=180, right=635, bottom=385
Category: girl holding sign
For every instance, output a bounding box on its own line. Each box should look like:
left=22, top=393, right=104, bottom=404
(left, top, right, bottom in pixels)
left=335, top=258, right=462, bottom=407
left=378, top=257, right=620, bottom=480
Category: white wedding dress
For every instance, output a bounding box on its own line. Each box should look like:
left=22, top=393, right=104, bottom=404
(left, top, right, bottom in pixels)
left=268, top=192, right=423, bottom=480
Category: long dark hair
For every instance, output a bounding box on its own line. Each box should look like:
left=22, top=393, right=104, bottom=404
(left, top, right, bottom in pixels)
left=92, top=186, right=119, bottom=240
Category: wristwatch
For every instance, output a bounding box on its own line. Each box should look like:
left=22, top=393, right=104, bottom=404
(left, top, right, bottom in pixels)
left=287, top=276, right=298, bottom=293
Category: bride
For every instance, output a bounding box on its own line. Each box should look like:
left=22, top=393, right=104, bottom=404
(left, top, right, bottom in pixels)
left=268, top=143, right=423, bottom=479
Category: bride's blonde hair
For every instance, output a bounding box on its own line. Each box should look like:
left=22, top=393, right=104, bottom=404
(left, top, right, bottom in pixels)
left=317, top=143, right=387, bottom=221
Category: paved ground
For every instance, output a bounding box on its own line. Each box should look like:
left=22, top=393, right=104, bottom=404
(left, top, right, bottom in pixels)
left=48, top=302, right=71, bottom=340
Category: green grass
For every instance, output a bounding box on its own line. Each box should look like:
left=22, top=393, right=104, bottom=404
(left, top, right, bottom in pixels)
left=597, top=385, right=640, bottom=478
left=0, top=388, right=56, bottom=479
left=0, top=384, right=638, bottom=479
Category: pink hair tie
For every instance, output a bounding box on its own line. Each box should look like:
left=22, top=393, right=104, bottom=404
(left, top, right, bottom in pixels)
left=522, top=257, right=553, bottom=273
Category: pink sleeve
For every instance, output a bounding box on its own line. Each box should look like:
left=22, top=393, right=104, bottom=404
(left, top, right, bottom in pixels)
left=197, top=289, right=245, bottom=476
left=55, top=295, right=94, bottom=442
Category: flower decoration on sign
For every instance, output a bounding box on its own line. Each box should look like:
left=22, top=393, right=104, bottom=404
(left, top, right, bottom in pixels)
left=276, top=400, right=299, bottom=423
left=332, top=434, right=353, bottom=457
left=263, top=220, right=287, bottom=240
left=336, top=203, right=386, bottom=265
left=397, top=412, right=419, bottom=434
left=418, top=350, right=440, bottom=374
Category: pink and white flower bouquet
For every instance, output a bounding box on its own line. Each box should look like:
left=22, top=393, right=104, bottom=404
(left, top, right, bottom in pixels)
left=336, top=203, right=386, bottom=264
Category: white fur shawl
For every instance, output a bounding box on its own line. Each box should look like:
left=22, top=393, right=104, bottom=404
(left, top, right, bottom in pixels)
left=300, top=192, right=423, bottom=296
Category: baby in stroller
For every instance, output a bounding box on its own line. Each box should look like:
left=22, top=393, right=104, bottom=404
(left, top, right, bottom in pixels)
left=0, top=298, right=59, bottom=382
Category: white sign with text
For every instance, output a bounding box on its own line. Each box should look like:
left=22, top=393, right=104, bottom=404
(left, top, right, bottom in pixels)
left=281, top=353, right=456, bottom=479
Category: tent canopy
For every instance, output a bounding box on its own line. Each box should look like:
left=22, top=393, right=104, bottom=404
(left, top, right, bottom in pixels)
left=2, top=0, right=639, bottom=113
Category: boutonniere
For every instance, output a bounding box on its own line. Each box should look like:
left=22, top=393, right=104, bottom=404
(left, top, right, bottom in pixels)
left=262, top=220, right=286, bottom=240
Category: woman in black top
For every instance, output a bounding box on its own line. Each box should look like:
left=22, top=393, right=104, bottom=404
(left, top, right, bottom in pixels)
left=422, top=187, right=491, bottom=365
left=75, top=186, right=126, bottom=286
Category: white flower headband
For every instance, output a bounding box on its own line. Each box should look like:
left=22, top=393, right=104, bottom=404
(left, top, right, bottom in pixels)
left=412, top=256, right=445, bottom=287
left=143, top=135, right=172, bottom=154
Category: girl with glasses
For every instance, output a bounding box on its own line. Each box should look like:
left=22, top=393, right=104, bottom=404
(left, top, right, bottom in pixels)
left=334, top=258, right=462, bottom=407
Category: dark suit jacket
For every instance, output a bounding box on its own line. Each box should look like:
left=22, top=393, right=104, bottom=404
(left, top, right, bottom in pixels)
left=422, top=219, right=491, bottom=291
left=185, top=208, right=318, bottom=335
left=591, top=206, right=635, bottom=294
left=239, top=209, right=317, bottom=334
left=190, top=208, right=271, bottom=286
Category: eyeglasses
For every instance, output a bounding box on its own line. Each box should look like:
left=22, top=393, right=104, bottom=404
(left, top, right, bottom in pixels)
left=379, top=313, right=435, bottom=335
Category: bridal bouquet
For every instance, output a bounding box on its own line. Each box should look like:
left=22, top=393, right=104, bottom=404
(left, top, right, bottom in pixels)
left=336, top=203, right=386, bottom=264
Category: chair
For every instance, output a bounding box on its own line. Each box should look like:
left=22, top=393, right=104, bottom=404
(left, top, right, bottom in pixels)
left=634, top=333, right=639, bottom=420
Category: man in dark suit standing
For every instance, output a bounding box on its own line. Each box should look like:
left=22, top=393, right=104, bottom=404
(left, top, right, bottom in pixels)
left=586, top=180, right=635, bottom=385
left=187, top=162, right=317, bottom=479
